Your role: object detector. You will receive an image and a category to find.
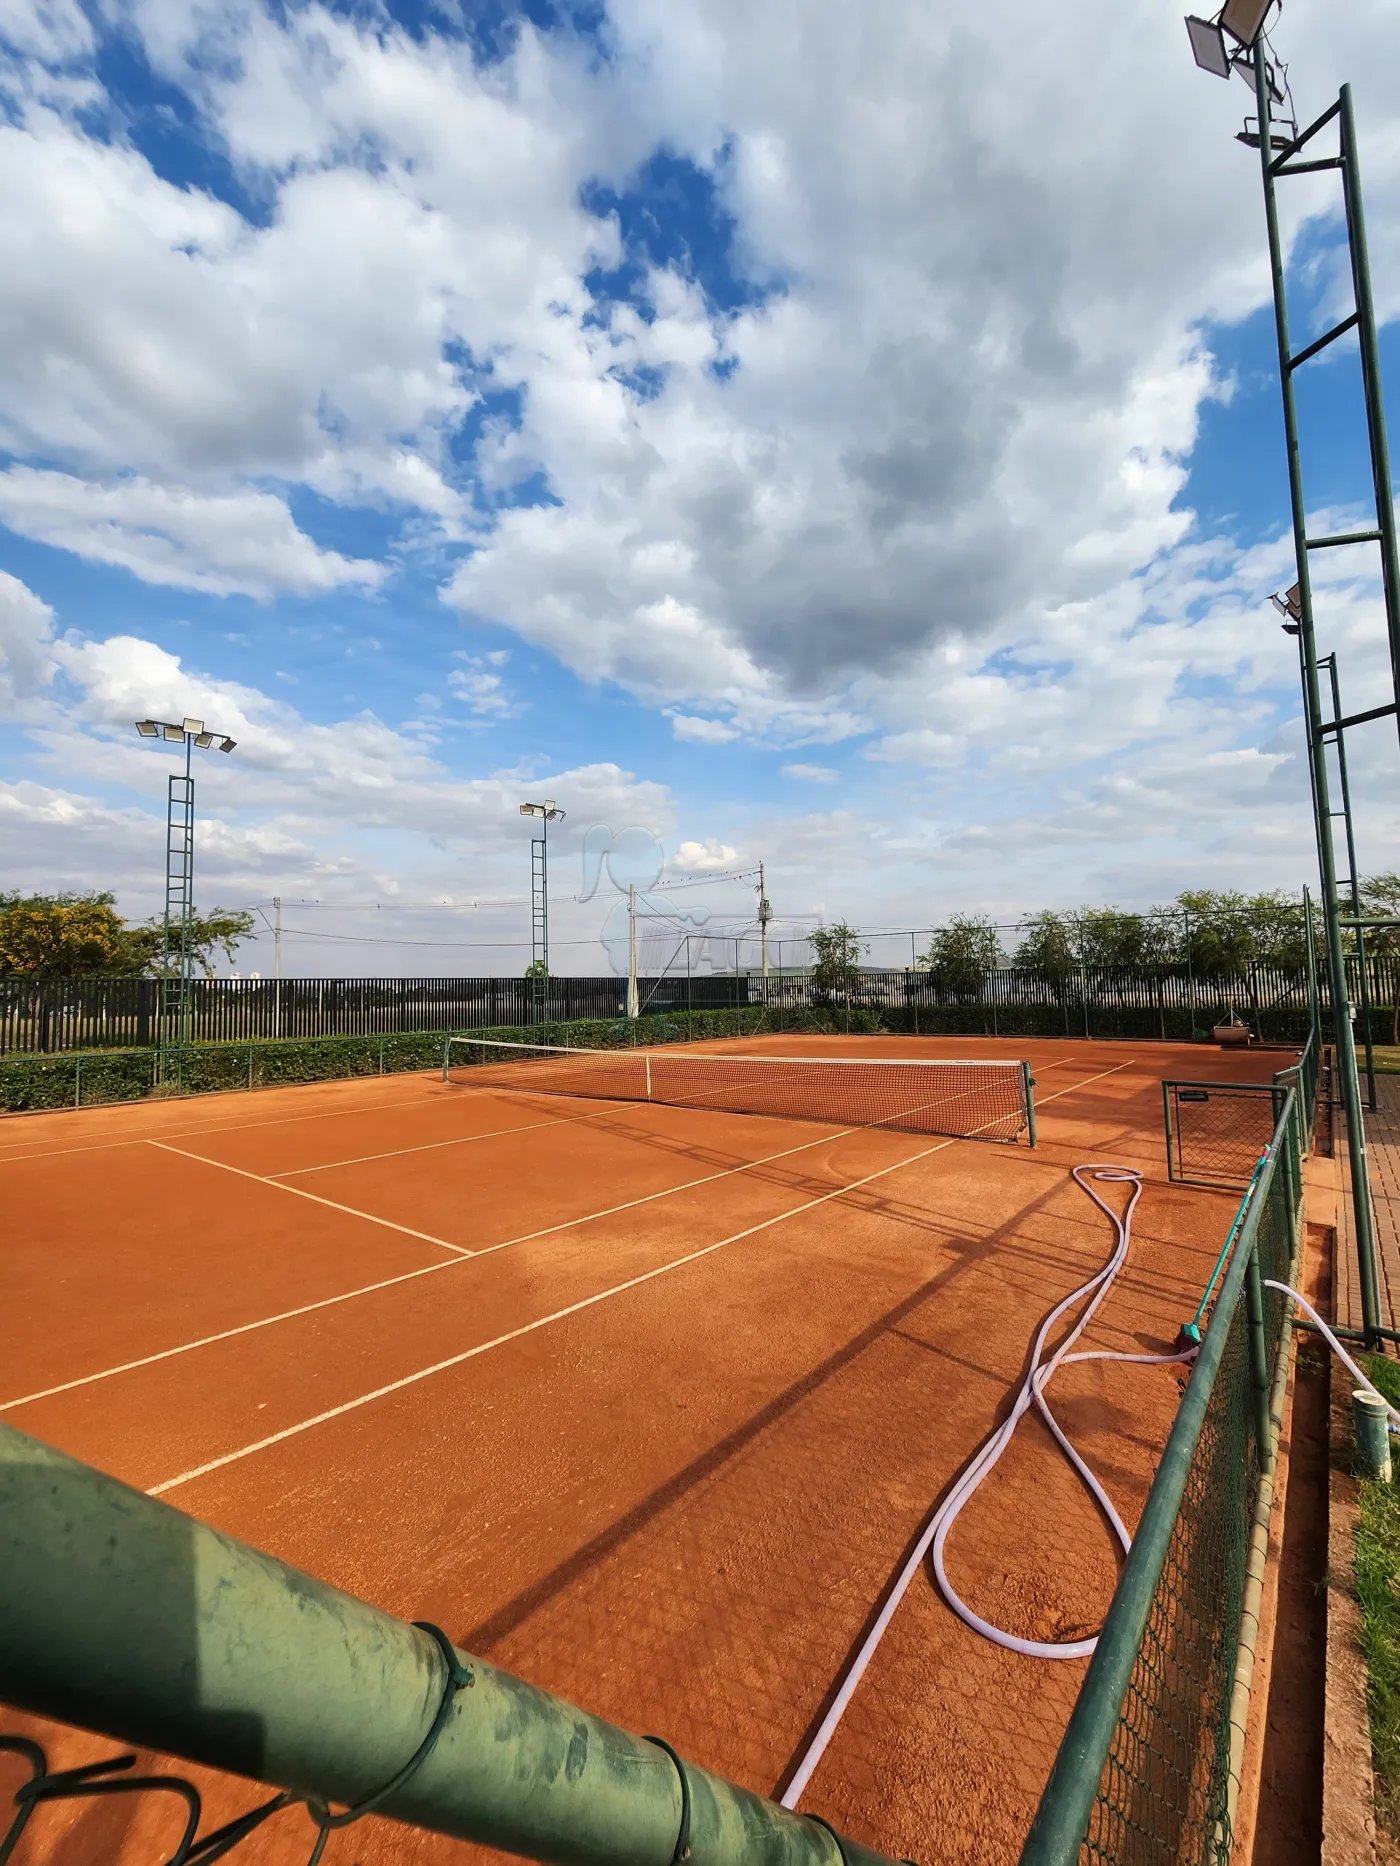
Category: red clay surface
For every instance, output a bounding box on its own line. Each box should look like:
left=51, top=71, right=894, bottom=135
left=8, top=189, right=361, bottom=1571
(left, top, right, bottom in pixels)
left=0, top=1034, right=1290, bottom=1866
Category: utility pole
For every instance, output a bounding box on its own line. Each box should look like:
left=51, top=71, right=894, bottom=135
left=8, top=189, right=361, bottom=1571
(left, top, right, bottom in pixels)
left=627, top=884, right=639, bottom=1020
left=757, top=862, right=772, bottom=1001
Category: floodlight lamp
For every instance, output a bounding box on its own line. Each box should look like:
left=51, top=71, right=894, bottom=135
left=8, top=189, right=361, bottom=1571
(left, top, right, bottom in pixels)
left=194, top=731, right=214, bottom=748
left=1186, top=15, right=1231, bottom=78
left=219, top=737, right=236, bottom=753
left=183, top=717, right=205, bottom=734
left=136, top=719, right=159, bottom=737
left=1220, top=0, right=1271, bottom=46
left=163, top=723, right=185, bottom=742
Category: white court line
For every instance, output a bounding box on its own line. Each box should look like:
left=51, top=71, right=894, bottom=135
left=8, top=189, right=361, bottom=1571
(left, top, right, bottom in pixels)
left=268, top=1098, right=653, bottom=1177
left=0, top=1086, right=643, bottom=1169
left=147, top=1142, right=474, bottom=1257
left=6, top=1060, right=1123, bottom=1417
left=1, top=1123, right=858, bottom=1412
left=149, top=1133, right=962, bottom=1495
left=1034, top=1060, right=1137, bottom=1106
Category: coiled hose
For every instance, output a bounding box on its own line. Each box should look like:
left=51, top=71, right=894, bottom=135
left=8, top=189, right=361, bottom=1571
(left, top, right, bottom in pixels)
left=783, top=1164, right=1192, bottom=1808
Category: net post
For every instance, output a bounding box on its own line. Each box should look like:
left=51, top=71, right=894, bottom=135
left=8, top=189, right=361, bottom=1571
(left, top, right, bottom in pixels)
left=442, top=1035, right=452, bottom=1084
left=1022, top=1061, right=1036, bottom=1147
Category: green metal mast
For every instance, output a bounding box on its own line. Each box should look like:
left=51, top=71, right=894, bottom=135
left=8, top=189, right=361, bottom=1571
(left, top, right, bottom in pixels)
left=1250, top=53, right=1385, bottom=1343
left=161, top=731, right=195, bottom=1069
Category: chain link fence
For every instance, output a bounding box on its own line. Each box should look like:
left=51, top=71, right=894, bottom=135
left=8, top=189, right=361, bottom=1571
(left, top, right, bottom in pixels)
left=1020, top=1071, right=1309, bottom=1866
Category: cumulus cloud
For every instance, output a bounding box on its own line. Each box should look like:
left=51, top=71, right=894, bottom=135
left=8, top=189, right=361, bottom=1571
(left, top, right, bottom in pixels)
left=0, top=0, right=1395, bottom=937
left=0, top=568, right=57, bottom=713
left=673, top=837, right=739, bottom=869
left=0, top=470, right=383, bottom=598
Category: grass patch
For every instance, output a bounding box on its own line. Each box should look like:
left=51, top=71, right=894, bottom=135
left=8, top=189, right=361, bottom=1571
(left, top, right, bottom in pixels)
left=1356, top=1354, right=1400, bottom=1835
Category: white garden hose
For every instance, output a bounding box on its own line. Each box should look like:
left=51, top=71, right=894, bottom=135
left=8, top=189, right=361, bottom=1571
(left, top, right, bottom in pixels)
left=783, top=1164, right=1193, bottom=1809
left=1264, top=1279, right=1400, bottom=1430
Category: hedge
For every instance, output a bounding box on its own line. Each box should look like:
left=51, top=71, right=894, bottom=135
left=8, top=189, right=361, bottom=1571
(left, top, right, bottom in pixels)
left=0, top=997, right=1311, bottom=1116
left=0, top=1004, right=875, bottom=1115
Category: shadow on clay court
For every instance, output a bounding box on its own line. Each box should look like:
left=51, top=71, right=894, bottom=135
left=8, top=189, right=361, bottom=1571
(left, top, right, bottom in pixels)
left=458, top=1173, right=1076, bottom=1667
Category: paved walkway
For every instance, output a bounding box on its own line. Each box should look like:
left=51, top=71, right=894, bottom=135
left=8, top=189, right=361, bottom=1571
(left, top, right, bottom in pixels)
left=1336, top=1069, right=1400, bottom=1338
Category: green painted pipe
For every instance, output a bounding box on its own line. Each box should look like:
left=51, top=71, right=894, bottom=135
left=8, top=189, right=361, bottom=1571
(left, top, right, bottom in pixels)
left=1352, top=1391, right=1393, bottom=1484
left=0, top=1424, right=909, bottom=1866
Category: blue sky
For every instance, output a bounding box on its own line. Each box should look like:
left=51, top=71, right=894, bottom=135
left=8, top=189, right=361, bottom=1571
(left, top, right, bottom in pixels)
left=0, top=0, right=1397, bottom=976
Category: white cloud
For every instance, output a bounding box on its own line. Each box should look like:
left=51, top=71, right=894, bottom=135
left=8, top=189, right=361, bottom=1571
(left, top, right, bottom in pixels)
left=449, top=655, right=517, bottom=717
left=673, top=837, right=739, bottom=870
left=781, top=762, right=838, bottom=783
left=668, top=712, right=740, bottom=744
left=0, top=569, right=57, bottom=714
left=0, top=469, right=383, bottom=598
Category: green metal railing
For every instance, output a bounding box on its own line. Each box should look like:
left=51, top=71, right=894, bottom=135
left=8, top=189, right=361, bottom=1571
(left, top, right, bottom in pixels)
left=1019, top=1086, right=1304, bottom=1866
left=0, top=1424, right=911, bottom=1866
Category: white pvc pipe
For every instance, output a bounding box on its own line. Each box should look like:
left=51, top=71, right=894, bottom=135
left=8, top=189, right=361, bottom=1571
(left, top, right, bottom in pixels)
left=782, top=1165, right=1193, bottom=1808
left=1263, top=1279, right=1400, bottom=1429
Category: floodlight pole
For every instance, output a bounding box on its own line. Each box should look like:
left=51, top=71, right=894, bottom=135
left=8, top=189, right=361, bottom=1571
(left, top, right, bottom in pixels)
left=519, top=800, right=565, bottom=1025
left=1252, top=50, right=1381, bottom=1343
left=135, top=718, right=236, bottom=1083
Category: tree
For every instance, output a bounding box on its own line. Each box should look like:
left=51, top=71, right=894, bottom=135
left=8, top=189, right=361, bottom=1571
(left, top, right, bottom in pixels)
left=809, top=921, right=864, bottom=1007
left=523, top=958, right=549, bottom=982
left=0, top=893, right=254, bottom=978
left=0, top=893, right=137, bottom=976
left=137, top=908, right=257, bottom=978
left=1175, top=890, right=1306, bottom=975
left=1077, top=907, right=1171, bottom=969
left=922, top=915, right=1001, bottom=1000
left=1014, top=911, right=1077, bottom=999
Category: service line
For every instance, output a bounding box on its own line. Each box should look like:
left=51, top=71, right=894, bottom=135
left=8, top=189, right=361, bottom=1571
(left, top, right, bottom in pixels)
left=149, top=1133, right=963, bottom=1495
left=148, top=1141, right=473, bottom=1256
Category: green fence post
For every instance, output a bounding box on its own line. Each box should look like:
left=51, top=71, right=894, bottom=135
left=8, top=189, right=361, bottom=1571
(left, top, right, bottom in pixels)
left=73, top=1053, right=81, bottom=1109
left=1162, top=1080, right=1175, bottom=1181
left=1244, top=1243, right=1274, bottom=1475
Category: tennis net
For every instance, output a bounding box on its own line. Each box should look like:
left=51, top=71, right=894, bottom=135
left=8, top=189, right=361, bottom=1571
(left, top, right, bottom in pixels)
left=443, top=1037, right=1036, bottom=1144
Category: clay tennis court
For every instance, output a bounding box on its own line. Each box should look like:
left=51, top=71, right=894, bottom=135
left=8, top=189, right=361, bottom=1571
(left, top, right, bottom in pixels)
left=1, top=1033, right=1290, bottom=1866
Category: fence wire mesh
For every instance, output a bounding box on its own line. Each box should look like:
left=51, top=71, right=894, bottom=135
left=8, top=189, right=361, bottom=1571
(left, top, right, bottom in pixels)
left=1163, top=1082, right=1284, bottom=1190
left=1024, top=1080, right=1306, bottom=1866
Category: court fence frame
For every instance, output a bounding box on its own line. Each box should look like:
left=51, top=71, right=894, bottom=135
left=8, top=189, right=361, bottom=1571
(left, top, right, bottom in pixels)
left=3, top=958, right=1390, bottom=1056
left=1162, top=1025, right=1321, bottom=1192
left=1019, top=1076, right=1310, bottom=1866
